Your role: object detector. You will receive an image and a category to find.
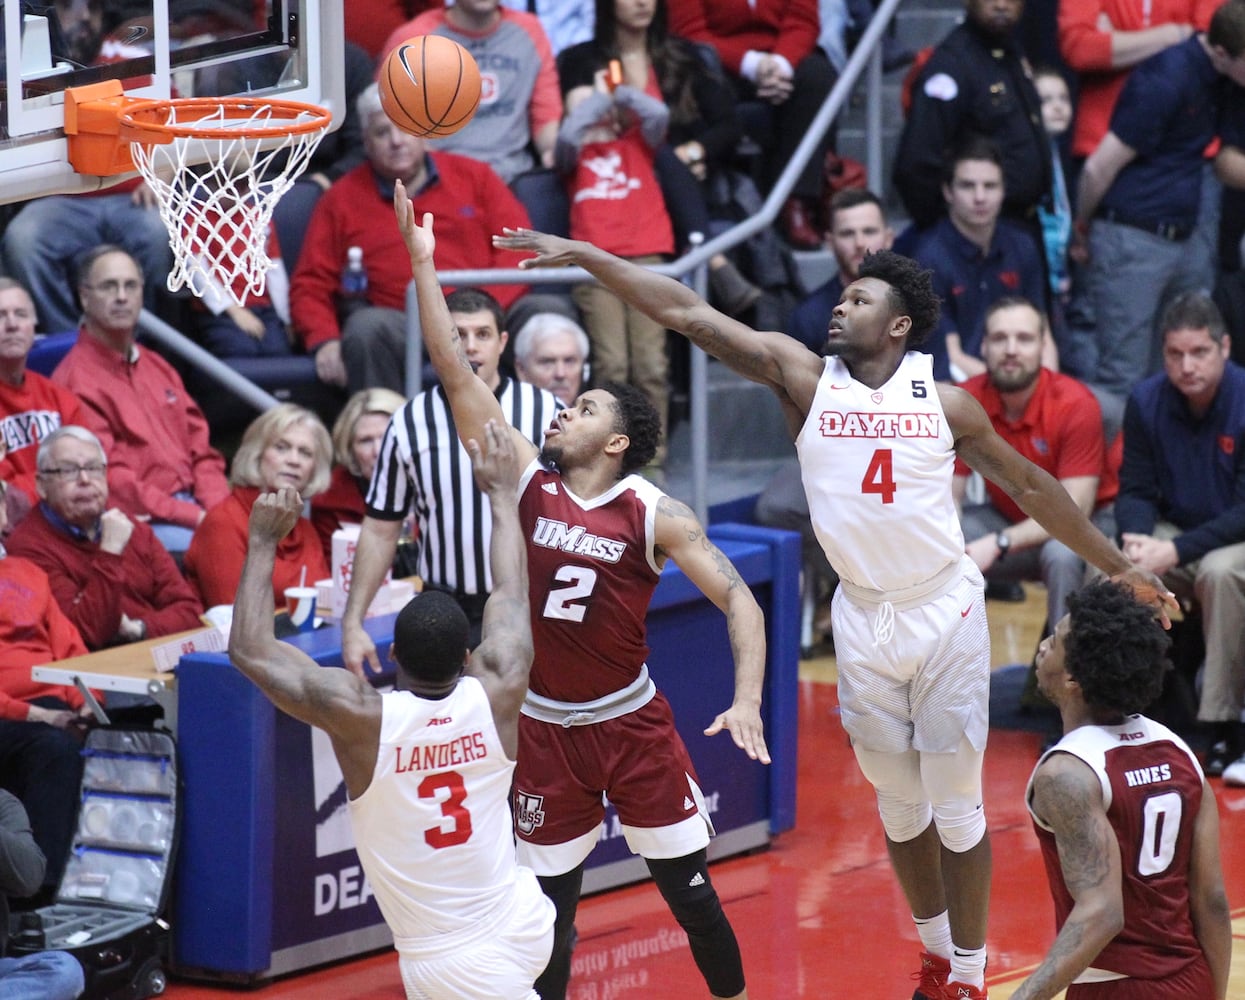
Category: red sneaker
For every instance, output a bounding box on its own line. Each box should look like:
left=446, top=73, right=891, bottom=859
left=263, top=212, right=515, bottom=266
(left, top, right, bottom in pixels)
left=944, top=981, right=988, bottom=999
left=911, top=951, right=950, bottom=1000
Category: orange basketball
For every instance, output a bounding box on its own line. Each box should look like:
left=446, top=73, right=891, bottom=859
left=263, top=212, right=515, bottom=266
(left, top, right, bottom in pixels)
left=378, top=35, right=482, bottom=139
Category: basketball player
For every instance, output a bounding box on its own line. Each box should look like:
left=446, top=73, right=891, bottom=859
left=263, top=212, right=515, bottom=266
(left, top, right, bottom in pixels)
left=228, top=421, right=556, bottom=1000
left=1014, top=580, right=1229, bottom=1000
left=390, top=189, right=769, bottom=1000
left=490, top=227, right=1176, bottom=1000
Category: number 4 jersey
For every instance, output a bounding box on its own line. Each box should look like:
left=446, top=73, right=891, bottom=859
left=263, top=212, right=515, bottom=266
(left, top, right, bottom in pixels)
left=518, top=458, right=665, bottom=703
left=797, top=352, right=965, bottom=593
left=1026, top=715, right=1208, bottom=985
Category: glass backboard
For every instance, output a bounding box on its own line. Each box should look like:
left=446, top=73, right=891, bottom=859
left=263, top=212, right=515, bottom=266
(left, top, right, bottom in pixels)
left=0, top=0, right=343, bottom=203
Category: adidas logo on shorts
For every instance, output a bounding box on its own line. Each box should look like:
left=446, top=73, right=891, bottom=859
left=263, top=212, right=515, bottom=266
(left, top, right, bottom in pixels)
left=687, top=872, right=705, bottom=888
left=683, top=796, right=694, bottom=810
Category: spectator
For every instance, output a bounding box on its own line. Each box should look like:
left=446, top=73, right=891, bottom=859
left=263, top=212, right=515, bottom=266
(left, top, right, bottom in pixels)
left=954, top=297, right=1117, bottom=637
left=556, top=0, right=763, bottom=317
left=380, top=0, right=562, bottom=187
left=51, top=246, right=230, bottom=553
left=894, top=0, right=1052, bottom=233
left=6, top=426, right=204, bottom=651
left=1032, top=66, right=1074, bottom=332
left=912, top=137, right=1048, bottom=382
left=310, top=387, right=407, bottom=561
left=503, top=0, right=596, bottom=54
left=0, top=477, right=94, bottom=897
left=347, top=0, right=428, bottom=60
left=669, top=0, right=838, bottom=250
left=557, top=66, right=675, bottom=464
left=0, top=790, right=84, bottom=1000
left=270, top=41, right=375, bottom=271
left=0, top=279, right=84, bottom=520
left=1, top=0, right=171, bottom=334
left=786, top=187, right=894, bottom=352
left=1057, top=0, right=1214, bottom=162
left=1073, top=7, right=1245, bottom=408
left=289, top=84, right=533, bottom=395
left=185, top=404, right=332, bottom=609
left=341, top=288, right=561, bottom=647
left=1115, top=292, right=1245, bottom=779
left=189, top=210, right=292, bottom=360
left=512, top=311, right=590, bottom=405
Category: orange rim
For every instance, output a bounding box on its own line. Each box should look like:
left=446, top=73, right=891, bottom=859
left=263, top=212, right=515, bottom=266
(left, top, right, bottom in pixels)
left=118, top=97, right=332, bottom=144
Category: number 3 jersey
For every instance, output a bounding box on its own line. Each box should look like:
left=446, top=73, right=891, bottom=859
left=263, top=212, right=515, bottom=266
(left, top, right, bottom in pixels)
left=348, top=678, right=549, bottom=957
left=518, top=459, right=665, bottom=702
left=1026, top=715, right=1207, bottom=984
left=796, top=352, right=964, bottom=593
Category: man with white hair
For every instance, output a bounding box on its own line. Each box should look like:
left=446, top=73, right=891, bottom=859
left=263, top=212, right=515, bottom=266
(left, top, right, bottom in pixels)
left=7, top=425, right=203, bottom=650
left=512, top=311, right=589, bottom=406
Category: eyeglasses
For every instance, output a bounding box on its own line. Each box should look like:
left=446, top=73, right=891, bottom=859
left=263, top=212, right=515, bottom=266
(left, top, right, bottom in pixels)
left=38, top=464, right=107, bottom=481
left=84, top=280, right=142, bottom=296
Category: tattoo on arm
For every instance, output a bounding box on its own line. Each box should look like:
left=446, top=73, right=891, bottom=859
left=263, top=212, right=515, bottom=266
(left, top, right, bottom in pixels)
left=656, top=495, right=746, bottom=592
left=1039, top=770, right=1111, bottom=893
left=686, top=318, right=769, bottom=380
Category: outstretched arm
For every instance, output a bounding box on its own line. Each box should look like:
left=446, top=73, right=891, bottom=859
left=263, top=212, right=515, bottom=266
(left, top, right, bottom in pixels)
left=654, top=495, right=770, bottom=764
left=943, top=384, right=1176, bottom=624
left=228, top=488, right=381, bottom=798
left=493, top=227, right=824, bottom=416
left=464, top=421, right=533, bottom=759
left=394, top=187, right=539, bottom=464
left=1011, top=754, right=1124, bottom=1000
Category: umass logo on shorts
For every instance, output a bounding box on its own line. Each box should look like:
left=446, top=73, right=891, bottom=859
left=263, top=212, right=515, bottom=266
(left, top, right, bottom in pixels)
left=515, top=791, right=546, bottom=835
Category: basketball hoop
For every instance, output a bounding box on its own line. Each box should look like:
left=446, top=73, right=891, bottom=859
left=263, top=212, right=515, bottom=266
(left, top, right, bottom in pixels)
left=65, top=84, right=332, bottom=306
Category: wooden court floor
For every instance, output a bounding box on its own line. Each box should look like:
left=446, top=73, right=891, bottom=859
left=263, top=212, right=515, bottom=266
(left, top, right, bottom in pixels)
left=164, top=586, right=1245, bottom=999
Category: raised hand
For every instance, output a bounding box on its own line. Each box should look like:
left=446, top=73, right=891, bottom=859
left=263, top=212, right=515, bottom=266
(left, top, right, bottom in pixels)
left=466, top=419, right=521, bottom=496
left=394, top=181, right=435, bottom=264
left=492, top=228, right=583, bottom=269
left=249, top=487, right=303, bottom=544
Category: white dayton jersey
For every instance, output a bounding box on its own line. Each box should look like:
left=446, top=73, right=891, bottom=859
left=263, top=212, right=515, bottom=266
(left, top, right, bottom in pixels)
left=348, top=677, right=545, bottom=958
left=796, top=352, right=965, bottom=593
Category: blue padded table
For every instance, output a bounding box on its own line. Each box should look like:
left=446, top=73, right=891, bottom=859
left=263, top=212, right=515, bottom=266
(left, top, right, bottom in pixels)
left=171, top=526, right=800, bottom=981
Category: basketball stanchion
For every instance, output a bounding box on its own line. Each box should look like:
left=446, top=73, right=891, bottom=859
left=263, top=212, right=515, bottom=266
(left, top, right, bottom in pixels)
left=64, top=80, right=332, bottom=306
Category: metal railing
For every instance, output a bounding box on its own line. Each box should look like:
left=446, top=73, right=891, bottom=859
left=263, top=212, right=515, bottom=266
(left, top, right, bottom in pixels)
left=143, top=0, right=902, bottom=520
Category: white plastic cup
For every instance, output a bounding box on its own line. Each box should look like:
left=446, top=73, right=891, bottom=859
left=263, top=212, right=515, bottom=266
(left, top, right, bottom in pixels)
left=284, top=586, right=319, bottom=633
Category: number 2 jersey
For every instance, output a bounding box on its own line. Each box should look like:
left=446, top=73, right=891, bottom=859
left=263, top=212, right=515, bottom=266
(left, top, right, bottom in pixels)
left=796, top=352, right=965, bottom=594
left=347, top=677, right=552, bottom=958
left=1026, top=715, right=1208, bottom=984
left=517, top=459, right=665, bottom=702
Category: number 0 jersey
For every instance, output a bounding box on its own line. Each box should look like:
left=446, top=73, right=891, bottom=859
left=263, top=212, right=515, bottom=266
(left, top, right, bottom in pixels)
left=348, top=678, right=538, bottom=957
left=517, top=459, right=664, bottom=702
left=1026, top=715, right=1207, bottom=984
left=796, top=352, right=964, bottom=594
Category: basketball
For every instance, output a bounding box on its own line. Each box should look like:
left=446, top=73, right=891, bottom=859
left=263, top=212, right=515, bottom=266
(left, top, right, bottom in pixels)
left=378, top=35, right=482, bottom=139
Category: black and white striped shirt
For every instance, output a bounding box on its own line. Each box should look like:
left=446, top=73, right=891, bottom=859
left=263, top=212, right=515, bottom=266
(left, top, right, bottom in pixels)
left=365, top=377, right=561, bottom=596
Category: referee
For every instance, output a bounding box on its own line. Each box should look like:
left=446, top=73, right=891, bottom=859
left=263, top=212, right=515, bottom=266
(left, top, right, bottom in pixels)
left=342, top=288, right=561, bottom=655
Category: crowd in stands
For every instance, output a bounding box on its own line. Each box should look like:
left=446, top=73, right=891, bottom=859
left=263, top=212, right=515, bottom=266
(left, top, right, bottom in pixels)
left=3, top=0, right=1245, bottom=957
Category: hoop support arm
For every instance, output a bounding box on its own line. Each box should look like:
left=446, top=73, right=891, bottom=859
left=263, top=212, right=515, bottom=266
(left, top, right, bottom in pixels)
left=65, top=81, right=168, bottom=177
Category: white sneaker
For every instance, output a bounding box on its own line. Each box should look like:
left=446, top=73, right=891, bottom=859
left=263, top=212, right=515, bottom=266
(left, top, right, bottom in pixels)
left=1221, top=755, right=1245, bottom=786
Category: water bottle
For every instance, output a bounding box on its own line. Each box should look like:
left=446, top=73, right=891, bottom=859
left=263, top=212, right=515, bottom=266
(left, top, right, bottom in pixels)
left=338, top=246, right=369, bottom=321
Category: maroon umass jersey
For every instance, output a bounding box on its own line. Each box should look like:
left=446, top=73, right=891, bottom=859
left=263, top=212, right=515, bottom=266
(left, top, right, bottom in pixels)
left=1026, top=715, right=1209, bottom=985
left=517, top=459, right=666, bottom=703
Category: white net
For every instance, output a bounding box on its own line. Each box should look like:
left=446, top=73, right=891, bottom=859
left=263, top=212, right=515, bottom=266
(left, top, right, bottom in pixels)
left=127, top=101, right=329, bottom=307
